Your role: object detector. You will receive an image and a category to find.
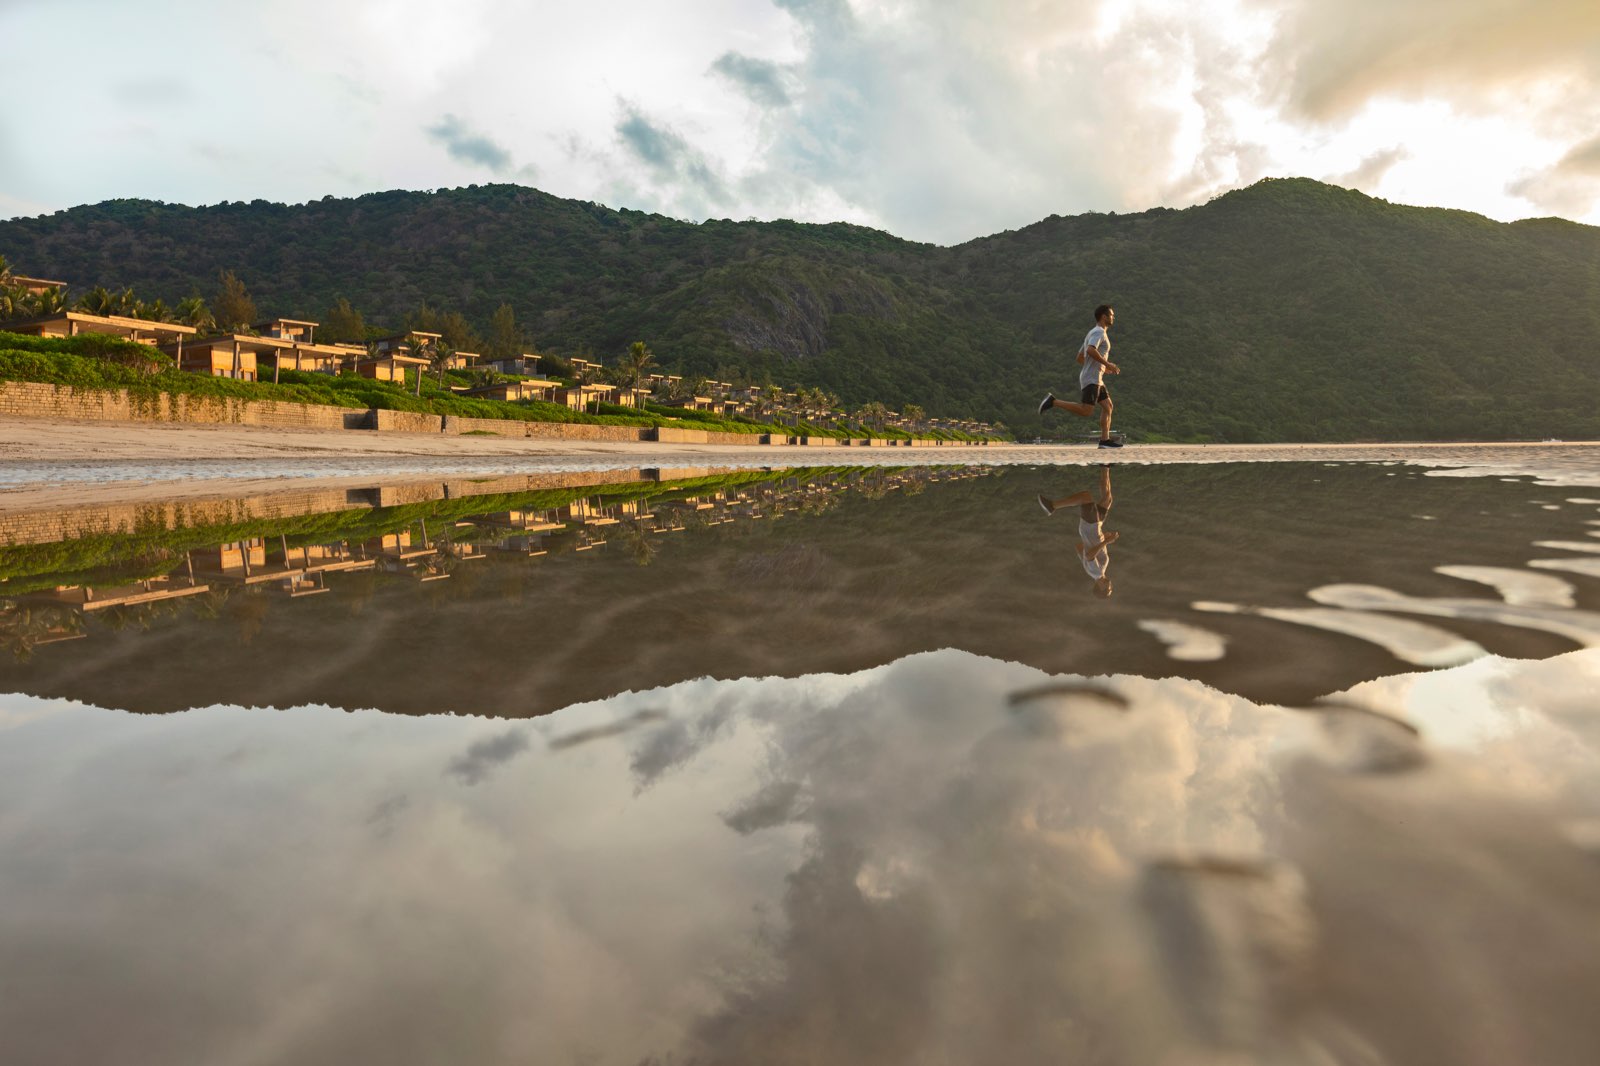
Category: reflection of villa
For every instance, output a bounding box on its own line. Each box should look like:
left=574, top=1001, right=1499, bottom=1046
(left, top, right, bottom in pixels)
left=367, top=527, right=451, bottom=582
left=563, top=498, right=620, bottom=526
left=30, top=572, right=209, bottom=611
left=192, top=537, right=376, bottom=594
left=2, top=468, right=991, bottom=659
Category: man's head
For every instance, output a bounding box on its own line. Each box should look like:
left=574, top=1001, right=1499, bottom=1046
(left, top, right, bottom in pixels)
left=1093, top=576, right=1114, bottom=598
left=1094, top=304, right=1114, bottom=328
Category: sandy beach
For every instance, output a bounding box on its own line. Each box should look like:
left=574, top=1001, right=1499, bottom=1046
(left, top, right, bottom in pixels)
left=1, top=415, right=1597, bottom=512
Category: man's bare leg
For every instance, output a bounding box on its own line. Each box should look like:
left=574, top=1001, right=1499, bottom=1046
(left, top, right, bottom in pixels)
left=1040, top=489, right=1096, bottom=513
left=1046, top=397, right=1097, bottom=417
left=1098, top=397, right=1114, bottom=439
left=1039, top=467, right=1112, bottom=516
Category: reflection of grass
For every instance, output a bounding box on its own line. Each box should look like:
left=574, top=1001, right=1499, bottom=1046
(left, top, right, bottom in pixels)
left=0, top=468, right=838, bottom=593
left=459, top=430, right=501, bottom=436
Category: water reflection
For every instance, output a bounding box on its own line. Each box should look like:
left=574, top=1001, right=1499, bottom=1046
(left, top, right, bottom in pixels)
left=1038, top=463, right=1118, bottom=598
left=2, top=462, right=1599, bottom=711
left=2, top=648, right=1597, bottom=1065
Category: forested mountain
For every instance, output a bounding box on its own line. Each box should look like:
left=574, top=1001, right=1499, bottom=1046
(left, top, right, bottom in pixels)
left=3, top=178, right=1597, bottom=441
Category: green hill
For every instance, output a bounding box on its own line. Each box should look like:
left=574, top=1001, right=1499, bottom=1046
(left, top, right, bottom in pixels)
left=3, top=178, right=1597, bottom=441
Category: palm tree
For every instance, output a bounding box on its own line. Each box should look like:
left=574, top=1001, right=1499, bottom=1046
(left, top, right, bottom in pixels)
left=76, top=285, right=115, bottom=315
left=405, top=336, right=431, bottom=396
left=430, top=341, right=456, bottom=387
left=758, top=383, right=782, bottom=422
left=27, top=287, right=66, bottom=317
left=620, top=340, right=657, bottom=409
left=856, top=401, right=889, bottom=431
left=137, top=297, right=174, bottom=323
left=174, top=296, right=215, bottom=333
left=903, top=403, right=925, bottom=430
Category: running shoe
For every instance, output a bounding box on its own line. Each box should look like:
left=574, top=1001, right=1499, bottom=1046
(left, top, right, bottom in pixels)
left=1038, top=393, right=1055, bottom=415
left=1097, top=438, right=1124, bottom=448
left=1037, top=494, right=1056, bottom=516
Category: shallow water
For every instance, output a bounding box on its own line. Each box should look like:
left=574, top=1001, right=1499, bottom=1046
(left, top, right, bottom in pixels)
left=3, top=461, right=1600, bottom=1065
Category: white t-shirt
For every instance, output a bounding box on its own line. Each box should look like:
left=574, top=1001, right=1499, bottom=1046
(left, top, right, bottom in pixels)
left=1079, top=325, right=1110, bottom=389
left=1079, top=518, right=1109, bottom=580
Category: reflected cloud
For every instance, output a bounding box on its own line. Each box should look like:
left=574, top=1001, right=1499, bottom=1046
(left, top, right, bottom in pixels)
left=1309, top=583, right=1600, bottom=648
left=1137, top=619, right=1229, bottom=662
left=545, top=708, right=667, bottom=751
left=1435, top=564, right=1576, bottom=608
left=445, top=727, right=530, bottom=785
left=1, top=649, right=1599, bottom=1063
left=1195, top=600, right=1486, bottom=667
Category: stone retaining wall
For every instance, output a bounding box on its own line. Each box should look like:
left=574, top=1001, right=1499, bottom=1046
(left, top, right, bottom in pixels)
left=0, top=380, right=361, bottom=430
left=0, top=381, right=997, bottom=449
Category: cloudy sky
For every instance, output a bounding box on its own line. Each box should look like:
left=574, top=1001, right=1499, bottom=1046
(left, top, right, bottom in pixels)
left=1, top=0, right=1597, bottom=244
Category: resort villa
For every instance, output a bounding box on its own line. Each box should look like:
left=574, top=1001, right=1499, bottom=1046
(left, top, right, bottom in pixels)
left=9, top=275, right=69, bottom=296
left=8, top=310, right=197, bottom=349
left=0, top=267, right=1004, bottom=438
left=462, top=378, right=561, bottom=403
left=359, top=330, right=440, bottom=383
left=557, top=382, right=620, bottom=410
left=482, top=353, right=542, bottom=377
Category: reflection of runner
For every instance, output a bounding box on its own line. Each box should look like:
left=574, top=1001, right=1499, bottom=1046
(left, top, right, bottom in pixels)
left=1037, top=465, right=1119, bottom=598
left=1039, top=304, right=1122, bottom=448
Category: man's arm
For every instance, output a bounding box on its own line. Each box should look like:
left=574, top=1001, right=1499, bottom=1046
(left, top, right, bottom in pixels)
left=1085, top=344, right=1119, bottom=375
left=1084, top=530, right=1120, bottom=553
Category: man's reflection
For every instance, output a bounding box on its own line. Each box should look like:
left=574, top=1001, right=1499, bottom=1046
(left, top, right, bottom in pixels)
left=1038, top=465, right=1119, bottom=598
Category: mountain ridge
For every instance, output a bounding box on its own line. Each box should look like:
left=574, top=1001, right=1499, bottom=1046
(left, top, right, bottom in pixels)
left=3, top=178, right=1597, bottom=441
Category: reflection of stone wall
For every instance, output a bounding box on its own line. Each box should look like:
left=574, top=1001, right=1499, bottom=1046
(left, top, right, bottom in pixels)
left=0, top=489, right=365, bottom=547
left=0, top=470, right=664, bottom=547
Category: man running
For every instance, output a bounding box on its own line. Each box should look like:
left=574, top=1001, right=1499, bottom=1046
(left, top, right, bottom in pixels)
left=1039, top=304, right=1121, bottom=448
left=1037, top=465, right=1119, bottom=598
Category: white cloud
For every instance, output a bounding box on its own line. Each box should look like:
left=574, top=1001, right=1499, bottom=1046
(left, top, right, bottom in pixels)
left=0, top=0, right=1596, bottom=239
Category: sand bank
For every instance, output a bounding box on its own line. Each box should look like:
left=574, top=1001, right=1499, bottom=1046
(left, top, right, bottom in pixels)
left=1, top=415, right=1597, bottom=512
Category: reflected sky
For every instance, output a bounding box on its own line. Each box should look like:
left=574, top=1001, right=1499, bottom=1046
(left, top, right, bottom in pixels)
left=5, top=460, right=1600, bottom=1064
left=2, top=648, right=1598, bottom=1065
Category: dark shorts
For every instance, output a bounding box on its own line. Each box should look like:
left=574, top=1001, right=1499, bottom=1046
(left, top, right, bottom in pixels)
left=1079, top=503, right=1110, bottom=522
left=1080, top=383, right=1109, bottom=405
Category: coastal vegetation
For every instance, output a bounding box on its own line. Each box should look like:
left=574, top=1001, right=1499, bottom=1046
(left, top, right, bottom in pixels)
left=3, top=179, right=1598, bottom=440
left=0, top=332, right=989, bottom=440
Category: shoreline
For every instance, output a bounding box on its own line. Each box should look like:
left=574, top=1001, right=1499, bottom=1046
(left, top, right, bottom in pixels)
left=2, top=416, right=1599, bottom=512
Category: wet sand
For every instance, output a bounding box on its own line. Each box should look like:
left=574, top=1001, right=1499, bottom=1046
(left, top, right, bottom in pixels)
left=1, top=415, right=1597, bottom=511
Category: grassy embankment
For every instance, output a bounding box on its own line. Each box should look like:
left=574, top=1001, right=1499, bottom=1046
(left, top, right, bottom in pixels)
left=0, top=332, right=993, bottom=442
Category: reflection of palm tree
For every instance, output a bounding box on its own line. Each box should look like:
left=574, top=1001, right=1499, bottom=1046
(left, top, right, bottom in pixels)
left=0, top=603, right=84, bottom=662
left=615, top=520, right=659, bottom=567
